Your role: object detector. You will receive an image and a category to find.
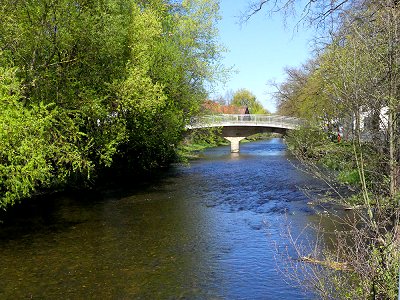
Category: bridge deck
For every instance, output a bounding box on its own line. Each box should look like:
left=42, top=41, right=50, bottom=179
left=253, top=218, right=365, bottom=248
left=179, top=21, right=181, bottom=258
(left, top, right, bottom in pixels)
left=187, top=114, right=303, bottom=130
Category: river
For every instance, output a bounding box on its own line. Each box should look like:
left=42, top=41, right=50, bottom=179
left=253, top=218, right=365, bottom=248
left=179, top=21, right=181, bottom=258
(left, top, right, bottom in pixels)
left=0, top=138, right=330, bottom=299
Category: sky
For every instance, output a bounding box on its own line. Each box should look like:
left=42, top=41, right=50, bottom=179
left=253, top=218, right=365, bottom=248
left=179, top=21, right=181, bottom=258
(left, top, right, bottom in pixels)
left=212, top=0, right=315, bottom=113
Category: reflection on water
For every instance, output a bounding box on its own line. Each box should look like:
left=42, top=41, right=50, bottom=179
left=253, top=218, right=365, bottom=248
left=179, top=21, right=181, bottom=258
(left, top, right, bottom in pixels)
left=0, top=138, right=329, bottom=299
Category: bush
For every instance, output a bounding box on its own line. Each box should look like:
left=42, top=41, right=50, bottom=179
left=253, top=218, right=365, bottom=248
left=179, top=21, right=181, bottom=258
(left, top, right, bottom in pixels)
left=0, top=65, right=91, bottom=209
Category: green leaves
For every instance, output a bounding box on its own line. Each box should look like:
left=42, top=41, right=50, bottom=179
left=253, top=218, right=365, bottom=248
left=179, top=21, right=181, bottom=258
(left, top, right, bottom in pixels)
left=0, top=57, right=91, bottom=208
left=231, top=88, right=269, bottom=114
left=0, top=0, right=224, bottom=207
left=0, top=66, right=93, bottom=208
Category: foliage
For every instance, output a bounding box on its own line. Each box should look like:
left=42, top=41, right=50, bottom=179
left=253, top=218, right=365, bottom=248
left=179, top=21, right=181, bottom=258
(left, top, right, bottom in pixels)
left=0, top=0, right=224, bottom=208
left=287, top=125, right=390, bottom=196
left=245, top=0, right=400, bottom=298
left=178, top=127, right=227, bottom=161
left=286, top=125, right=330, bottom=159
left=274, top=59, right=337, bottom=123
left=231, top=88, right=269, bottom=114
left=279, top=209, right=400, bottom=300
left=245, top=132, right=273, bottom=141
left=0, top=62, right=92, bottom=209
left=286, top=122, right=398, bottom=298
left=276, top=1, right=400, bottom=196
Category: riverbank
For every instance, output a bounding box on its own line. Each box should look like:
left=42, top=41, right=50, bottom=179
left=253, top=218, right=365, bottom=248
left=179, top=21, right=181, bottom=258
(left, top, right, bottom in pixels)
left=0, top=157, right=180, bottom=225
left=178, top=131, right=277, bottom=160
left=284, top=126, right=400, bottom=299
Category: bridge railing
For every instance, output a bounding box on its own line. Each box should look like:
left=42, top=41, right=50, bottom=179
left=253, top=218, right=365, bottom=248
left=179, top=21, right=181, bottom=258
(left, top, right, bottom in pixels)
left=188, top=114, right=304, bottom=129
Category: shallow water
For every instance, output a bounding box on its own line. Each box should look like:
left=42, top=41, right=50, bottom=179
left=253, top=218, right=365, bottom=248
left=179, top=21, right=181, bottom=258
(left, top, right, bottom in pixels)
left=0, top=138, right=329, bottom=299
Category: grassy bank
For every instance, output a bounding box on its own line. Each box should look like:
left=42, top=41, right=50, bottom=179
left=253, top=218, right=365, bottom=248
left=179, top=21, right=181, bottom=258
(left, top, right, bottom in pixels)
left=284, top=125, right=400, bottom=299
left=178, top=131, right=277, bottom=160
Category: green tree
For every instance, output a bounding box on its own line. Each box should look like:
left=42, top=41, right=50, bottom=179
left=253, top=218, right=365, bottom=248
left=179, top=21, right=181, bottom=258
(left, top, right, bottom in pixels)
left=247, top=0, right=400, bottom=298
left=231, top=88, right=269, bottom=114
left=0, top=55, right=92, bottom=209
left=274, top=59, right=335, bottom=122
left=111, top=0, right=224, bottom=170
left=0, top=0, right=224, bottom=208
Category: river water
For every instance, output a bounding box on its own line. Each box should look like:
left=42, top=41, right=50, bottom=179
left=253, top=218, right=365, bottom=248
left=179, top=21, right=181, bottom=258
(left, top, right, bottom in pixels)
left=0, top=138, right=330, bottom=299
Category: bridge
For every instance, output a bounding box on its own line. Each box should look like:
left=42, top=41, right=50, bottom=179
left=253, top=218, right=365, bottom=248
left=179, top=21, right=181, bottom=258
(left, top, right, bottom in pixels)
left=186, top=114, right=303, bottom=152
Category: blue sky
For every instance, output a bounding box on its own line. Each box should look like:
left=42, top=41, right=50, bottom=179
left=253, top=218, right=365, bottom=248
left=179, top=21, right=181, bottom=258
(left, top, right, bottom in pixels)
left=212, top=0, right=315, bottom=113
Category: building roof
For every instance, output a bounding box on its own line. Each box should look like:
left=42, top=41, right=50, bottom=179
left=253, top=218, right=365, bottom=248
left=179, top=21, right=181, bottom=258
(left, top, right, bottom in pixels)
left=202, top=100, right=250, bottom=114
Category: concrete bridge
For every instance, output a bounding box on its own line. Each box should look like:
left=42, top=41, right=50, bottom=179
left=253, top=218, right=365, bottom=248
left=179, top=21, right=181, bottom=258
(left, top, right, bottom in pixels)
left=186, top=114, right=303, bottom=152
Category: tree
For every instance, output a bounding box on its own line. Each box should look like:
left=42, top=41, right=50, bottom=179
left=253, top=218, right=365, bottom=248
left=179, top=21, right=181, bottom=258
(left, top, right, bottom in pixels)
left=241, top=0, right=369, bottom=26
left=231, top=88, right=269, bottom=114
left=273, top=0, right=400, bottom=196
left=0, top=55, right=92, bottom=209
left=274, top=59, right=335, bottom=122
left=112, top=0, right=224, bottom=170
left=251, top=0, right=400, bottom=297
left=274, top=65, right=309, bottom=117
left=0, top=0, right=224, bottom=208
left=321, top=1, right=400, bottom=197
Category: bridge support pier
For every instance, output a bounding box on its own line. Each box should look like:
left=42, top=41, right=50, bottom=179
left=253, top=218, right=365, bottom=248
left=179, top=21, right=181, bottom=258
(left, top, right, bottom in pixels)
left=224, top=137, right=246, bottom=153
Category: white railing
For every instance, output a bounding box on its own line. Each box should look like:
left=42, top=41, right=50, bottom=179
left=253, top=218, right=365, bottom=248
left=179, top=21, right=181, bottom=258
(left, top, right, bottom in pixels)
left=187, top=114, right=303, bottom=130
